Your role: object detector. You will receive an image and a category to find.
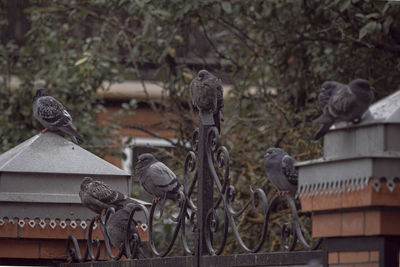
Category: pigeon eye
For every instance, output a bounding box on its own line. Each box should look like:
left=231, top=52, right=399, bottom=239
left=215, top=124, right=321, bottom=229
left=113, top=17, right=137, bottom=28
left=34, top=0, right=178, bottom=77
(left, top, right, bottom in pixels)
left=198, top=70, right=208, bottom=79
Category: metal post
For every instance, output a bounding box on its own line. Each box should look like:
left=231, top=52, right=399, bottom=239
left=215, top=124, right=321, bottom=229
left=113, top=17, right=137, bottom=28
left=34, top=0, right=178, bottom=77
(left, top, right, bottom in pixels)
left=195, top=121, right=214, bottom=267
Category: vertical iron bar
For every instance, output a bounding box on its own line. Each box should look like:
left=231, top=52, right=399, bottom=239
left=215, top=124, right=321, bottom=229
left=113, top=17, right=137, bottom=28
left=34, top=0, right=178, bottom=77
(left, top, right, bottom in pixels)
left=195, top=121, right=214, bottom=267
left=380, top=236, right=400, bottom=267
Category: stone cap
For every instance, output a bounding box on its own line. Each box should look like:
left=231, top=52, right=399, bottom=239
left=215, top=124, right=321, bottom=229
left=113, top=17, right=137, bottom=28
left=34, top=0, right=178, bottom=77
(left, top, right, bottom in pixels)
left=296, top=155, right=400, bottom=197
left=0, top=132, right=129, bottom=176
left=331, top=89, right=400, bottom=131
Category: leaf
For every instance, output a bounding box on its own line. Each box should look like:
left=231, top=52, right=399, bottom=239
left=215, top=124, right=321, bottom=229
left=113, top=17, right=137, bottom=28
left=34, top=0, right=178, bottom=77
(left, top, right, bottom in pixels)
left=338, top=0, right=351, bottom=12
left=358, top=21, right=380, bottom=40
left=168, top=47, right=176, bottom=58
left=212, top=3, right=221, bottom=17
left=383, top=16, right=393, bottom=34
left=183, top=72, right=193, bottom=81
left=365, top=13, right=380, bottom=19
left=221, top=1, right=232, bottom=14
left=382, top=3, right=391, bottom=14
left=74, top=57, right=88, bottom=66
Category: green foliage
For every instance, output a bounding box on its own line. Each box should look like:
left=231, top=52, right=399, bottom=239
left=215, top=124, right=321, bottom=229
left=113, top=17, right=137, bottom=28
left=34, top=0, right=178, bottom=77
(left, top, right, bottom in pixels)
left=0, top=1, right=124, bottom=155
left=1, top=0, right=399, bottom=255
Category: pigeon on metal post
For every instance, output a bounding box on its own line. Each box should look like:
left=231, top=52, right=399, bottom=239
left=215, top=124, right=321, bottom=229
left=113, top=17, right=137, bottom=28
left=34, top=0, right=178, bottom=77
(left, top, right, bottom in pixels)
left=190, top=70, right=224, bottom=132
left=135, top=153, right=182, bottom=204
left=79, top=176, right=136, bottom=217
left=264, top=147, right=298, bottom=197
left=33, top=88, right=83, bottom=144
left=106, top=204, right=144, bottom=258
left=314, top=79, right=374, bottom=140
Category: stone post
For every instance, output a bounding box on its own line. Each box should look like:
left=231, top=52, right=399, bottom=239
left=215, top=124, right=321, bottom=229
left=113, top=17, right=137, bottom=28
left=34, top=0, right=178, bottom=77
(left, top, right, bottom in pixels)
left=297, top=90, right=400, bottom=267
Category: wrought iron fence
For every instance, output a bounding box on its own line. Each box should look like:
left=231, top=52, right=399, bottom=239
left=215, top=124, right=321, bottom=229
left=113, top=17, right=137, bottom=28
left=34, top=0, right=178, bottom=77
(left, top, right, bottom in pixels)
left=66, top=119, right=321, bottom=265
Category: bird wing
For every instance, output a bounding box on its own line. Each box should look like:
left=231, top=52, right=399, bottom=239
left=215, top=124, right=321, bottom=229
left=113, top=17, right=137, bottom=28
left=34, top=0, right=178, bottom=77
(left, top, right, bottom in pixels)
left=318, top=89, right=333, bottom=109
left=149, top=162, right=178, bottom=185
left=87, top=180, right=126, bottom=205
left=190, top=79, right=199, bottom=106
left=145, top=162, right=180, bottom=196
left=328, top=86, right=356, bottom=118
left=281, top=155, right=298, bottom=185
left=36, top=96, right=73, bottom=127
left=318, top=81, right=343, bottom=108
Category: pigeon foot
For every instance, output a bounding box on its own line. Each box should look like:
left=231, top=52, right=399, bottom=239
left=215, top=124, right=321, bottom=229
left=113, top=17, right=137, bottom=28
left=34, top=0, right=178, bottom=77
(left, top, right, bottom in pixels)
left=152, top=196, right=162, bottom=204
left=278, top=191, right=290, bottom=196
left=41, top=128, right=49, bottom=133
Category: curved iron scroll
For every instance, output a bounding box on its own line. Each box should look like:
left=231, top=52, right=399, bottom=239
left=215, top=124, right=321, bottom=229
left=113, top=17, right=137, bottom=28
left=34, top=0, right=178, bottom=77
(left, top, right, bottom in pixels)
left=66, top=123, right=320, bottom=262
left=66, top=203, right=149, bottom=262
left=202, top=126, right=321, bottom=254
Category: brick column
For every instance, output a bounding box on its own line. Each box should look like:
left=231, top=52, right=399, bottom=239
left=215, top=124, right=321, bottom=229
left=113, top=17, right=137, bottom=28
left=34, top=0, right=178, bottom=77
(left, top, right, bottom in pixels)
left=300, top=182, right=400, bottom=267
left=0, top=218, right=120, bottom=263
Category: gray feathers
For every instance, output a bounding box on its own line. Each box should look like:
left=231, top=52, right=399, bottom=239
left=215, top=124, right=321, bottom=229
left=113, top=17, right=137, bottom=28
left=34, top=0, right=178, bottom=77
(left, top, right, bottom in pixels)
left=106, top=204, right=141, bottom=251
left=33, top=88, right=83, bottom=144
left=135, top=153, right=182, bottom=201
left=190, top=70, right=224, bottom=132
left=264, top=147, right=298, bottom=196
left=314, top=79, right=374, bottom=140
left=79, top=176, right=134, bottom=214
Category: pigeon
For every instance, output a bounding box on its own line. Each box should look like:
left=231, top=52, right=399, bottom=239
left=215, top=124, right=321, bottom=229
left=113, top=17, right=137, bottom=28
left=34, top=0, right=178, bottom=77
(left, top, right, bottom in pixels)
left=264, top=147, right=298, bottom=196
left=318, top=81, right=343, bottom=108
left=135, top=153, right=182, bottom=203
left=33, top=88, right=83, bottom=144
left=79, top=176, right=135, bottom=216
left=314, top=79, right=374, bottom=140
left=106, top=203, right=144, bottom=257
left=190, top=70, right=224, bottom=132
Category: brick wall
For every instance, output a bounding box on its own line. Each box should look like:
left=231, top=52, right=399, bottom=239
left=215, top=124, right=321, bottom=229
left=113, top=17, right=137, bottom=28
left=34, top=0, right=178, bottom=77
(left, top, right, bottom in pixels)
left=300, top=182, right=400, bottom=267
left=0, top=218, right=119, bottom=262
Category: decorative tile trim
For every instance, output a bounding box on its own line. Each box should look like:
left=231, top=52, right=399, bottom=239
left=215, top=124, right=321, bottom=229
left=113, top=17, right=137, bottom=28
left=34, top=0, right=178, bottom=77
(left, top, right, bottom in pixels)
left=0, top=217, right=97, bottom=230
left=297, top=177, right=400, bottom=197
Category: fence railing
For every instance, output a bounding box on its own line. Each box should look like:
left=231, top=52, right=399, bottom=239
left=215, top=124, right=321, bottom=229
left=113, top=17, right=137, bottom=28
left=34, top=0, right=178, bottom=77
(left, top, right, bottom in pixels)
left=66, top=119, right=321, bottom=266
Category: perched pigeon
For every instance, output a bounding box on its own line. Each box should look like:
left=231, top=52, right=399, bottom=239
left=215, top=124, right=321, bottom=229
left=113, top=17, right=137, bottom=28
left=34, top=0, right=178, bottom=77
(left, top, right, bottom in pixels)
left=135, top=153, right=182, bottom=203
left=264, top=147, right=298, bottom=196
left=314, top=79, right=374, bottom=140
left=318, top=81, right=343, bottom=108
left=33, top=88, right=83, bottom=144
left=79, top=177, right=135, bottom=216
left=190, top=70, right=224, bottom=132
left=106, top=204, right=143, bottom=257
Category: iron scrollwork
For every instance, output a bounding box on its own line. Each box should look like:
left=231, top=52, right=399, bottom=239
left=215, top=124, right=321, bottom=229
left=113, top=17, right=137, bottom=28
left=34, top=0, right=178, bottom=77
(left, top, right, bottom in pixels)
left=201, top=125, right=321, bottom=254
left=66, top=121, right=320, bottom=262
left=66, top=203, right=149, bottom=262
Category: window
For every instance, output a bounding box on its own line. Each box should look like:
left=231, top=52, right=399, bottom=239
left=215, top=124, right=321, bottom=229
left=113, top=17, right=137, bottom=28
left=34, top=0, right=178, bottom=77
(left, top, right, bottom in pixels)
left=122, top=137, right=175, bottom=174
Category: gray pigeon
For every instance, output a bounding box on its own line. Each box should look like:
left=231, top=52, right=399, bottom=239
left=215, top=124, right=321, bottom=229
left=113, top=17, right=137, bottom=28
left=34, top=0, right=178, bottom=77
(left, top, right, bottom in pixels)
left=79, top=177, right=135, bottom=216
left=314, top=79, right=374, bottom=140
left=318, top=81, right=343, bottom=108
left=33, top=88, right=83, bottom=144
left=190, top=70, right=224, bottom=132
left=264, top=147, right=298, bottom=196
left=135, top=153, right=182, bottom=203
left=106, top=203, right=143, bottom=257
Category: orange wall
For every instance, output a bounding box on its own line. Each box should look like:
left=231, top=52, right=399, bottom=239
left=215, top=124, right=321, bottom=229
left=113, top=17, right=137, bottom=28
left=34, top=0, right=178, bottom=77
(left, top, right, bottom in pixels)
left=97, top=105, right=176, bottom=168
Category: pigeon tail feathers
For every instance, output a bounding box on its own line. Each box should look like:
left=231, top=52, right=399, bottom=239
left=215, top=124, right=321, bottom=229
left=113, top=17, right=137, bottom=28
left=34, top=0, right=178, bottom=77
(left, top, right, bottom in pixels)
left=314, top=122, right=333, bottom=140
left=60, top=125, right=84, bottom=144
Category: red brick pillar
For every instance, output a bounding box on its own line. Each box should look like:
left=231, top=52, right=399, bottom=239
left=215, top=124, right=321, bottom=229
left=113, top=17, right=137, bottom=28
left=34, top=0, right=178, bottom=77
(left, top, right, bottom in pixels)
left=300, top=181, right=400, bottom=267
left=0, top=218, right=119, bottom=264
left=297, top=89, right=400, bottom=266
